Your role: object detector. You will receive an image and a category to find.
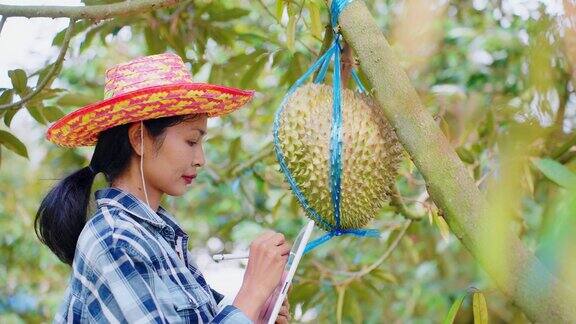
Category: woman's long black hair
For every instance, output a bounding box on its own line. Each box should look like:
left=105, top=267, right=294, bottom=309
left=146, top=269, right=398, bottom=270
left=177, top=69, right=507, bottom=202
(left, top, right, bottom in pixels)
left=35, top=114, right=198, bottom=266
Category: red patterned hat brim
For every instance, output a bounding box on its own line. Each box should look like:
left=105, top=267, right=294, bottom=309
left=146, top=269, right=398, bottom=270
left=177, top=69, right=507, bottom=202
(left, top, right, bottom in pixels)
left=46, top=82, right=254, bottom=147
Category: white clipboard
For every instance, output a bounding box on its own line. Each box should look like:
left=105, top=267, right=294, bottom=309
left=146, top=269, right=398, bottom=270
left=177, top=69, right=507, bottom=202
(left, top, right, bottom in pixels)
left=260, top=219, right=315, bottom=324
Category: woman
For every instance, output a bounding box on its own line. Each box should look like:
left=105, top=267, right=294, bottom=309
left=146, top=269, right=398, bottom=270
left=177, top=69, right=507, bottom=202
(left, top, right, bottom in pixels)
left=35, top=52, right=291, bottom=323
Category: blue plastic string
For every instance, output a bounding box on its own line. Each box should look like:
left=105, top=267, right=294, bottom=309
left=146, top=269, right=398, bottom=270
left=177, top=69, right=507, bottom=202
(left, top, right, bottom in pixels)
left=330, top=39, right=343, bottom=229
left=272, top=0, right=379, bottom=255
left=330, top=0, right=355, bottom=27
left=304, top=228, right=380, bottom=254
left=351, top=69, right=367, bottom=93
left=314, top=46, right=334, bottom=84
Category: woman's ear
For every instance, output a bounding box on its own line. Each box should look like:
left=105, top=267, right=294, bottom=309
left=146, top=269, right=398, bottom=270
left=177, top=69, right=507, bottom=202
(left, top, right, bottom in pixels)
left=127, top=122, right=143, bottom=156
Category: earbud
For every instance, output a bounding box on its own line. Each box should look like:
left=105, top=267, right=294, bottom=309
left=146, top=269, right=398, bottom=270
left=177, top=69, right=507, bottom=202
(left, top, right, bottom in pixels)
left=140, top=121, right=151, bottom=208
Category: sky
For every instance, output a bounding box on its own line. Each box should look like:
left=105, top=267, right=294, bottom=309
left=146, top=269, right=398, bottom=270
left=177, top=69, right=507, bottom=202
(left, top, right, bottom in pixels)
left=0, top=0, right=80, bottom=88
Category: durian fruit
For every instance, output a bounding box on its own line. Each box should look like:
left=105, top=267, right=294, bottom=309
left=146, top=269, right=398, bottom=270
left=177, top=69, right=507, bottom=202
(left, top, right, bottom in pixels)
left=277, top=83, right=402, bottom=231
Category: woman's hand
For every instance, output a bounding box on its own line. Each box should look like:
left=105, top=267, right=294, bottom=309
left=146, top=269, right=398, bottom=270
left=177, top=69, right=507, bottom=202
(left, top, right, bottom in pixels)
left=275, top=297, right=291, bottom=324
left=233, top=231, right=291, bottom=321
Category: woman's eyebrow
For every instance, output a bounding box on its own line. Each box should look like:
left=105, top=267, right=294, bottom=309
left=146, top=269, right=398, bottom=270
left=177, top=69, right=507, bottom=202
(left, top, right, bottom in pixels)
left=192, top=128, right=206, bottom=136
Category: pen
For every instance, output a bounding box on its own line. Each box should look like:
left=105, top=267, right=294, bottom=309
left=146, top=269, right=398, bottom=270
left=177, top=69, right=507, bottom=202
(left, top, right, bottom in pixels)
left=212, top=252, right=250, bottom=262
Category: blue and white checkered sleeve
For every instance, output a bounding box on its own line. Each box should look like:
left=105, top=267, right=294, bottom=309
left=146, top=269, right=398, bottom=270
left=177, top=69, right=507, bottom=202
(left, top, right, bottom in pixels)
left=209, top=289, right=253, bottom=323
left=83, top=246, right=179, bottom=323
left=211, top=305, right=254, bottom=324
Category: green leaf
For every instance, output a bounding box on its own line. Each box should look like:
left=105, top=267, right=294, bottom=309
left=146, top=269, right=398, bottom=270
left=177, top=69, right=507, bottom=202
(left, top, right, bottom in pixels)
left=428, top=208, right=435, bottom=225
left=144, top=26, right=167, bottom=55
left=209, top=8, right=250, bottom=21
left=26, top=103, right=47, bottom=125
left=336, top=286, right=346, bottom=324
left=79, top=24, right=106, bottom=53
left=479, top=111, right=494, bottom=138
left=275, top=0, right=285, bottom=22
left=8, top=69, right=28, bottom=95
left=4, top=108, right=19, bottom=128
left=434, top=212, right=451, bottom=242
left=288, top=282, right=317, bottom=312
left=0, top=90, right=13, bottom=105
left=443, top=294, right=466, bottom=324
left=532, top=158, right=576, bottom=189
left=42, top=106, right=65, bottom=122
left=472, top=292, right=488, bottom=324
left=0, top=90, right=14, bottom=118
left=307, top=2, right=323, bottom=39
left=343, top=285, right=363, bottom=324
left=456, top=146, right=475, bottom=164
left=369, top=268, right=398, bottom=284
left=280, top=52, right=307, bottom=86
left=348, top=280, right=375, bottom=301
left=286, top=15, right=296, bottom=52
left=208, top=65, right=225, bottom=85
left=57, top=93, right=98, bottom=107
left=52, top=20, right=90, bottom=46
left=228, top=137, right=242, bottom=162
left=361, top=277, right=382, bottom=297
left=240, top=54, right=268, bottom=88
left=0, top=130, right=28, bottom=159
left=227, top=50, right=267, bottom=71
left=209, top=26, right=235, bottom=46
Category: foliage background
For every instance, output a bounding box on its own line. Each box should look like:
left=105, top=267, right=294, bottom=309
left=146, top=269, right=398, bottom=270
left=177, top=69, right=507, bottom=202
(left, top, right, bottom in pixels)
left=1, top=0, right=576, bottom=322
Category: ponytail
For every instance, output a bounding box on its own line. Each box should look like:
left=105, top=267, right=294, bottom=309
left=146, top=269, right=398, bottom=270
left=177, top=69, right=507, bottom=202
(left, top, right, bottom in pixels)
left=36, top=113, right=202, bottom=266
left=34, top=166, right=97, bottom=266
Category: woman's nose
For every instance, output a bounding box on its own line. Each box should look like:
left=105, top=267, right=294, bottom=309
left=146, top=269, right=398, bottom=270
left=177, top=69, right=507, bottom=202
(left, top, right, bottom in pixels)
left=193, top=147, right=206, bottom=167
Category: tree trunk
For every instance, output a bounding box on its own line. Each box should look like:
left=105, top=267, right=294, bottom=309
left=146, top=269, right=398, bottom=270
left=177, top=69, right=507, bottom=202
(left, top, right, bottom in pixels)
left=332, top=1, right=576, bottom=322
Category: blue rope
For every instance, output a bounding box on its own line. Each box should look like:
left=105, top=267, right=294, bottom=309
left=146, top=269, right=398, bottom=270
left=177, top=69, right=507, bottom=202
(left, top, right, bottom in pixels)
left=351, top=69, right=367, bottom=93
left=304, top=228, right=380, bottom=254
left=330, top=0, right=355, bottom=27
left=330, top=39, right=343, bottom=229
left=272, top=0, right=380, bottom=254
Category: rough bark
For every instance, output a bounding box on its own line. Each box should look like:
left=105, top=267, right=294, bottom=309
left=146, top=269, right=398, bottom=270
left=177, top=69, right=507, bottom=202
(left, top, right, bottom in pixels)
left=333, top=1, right=576, bottom=322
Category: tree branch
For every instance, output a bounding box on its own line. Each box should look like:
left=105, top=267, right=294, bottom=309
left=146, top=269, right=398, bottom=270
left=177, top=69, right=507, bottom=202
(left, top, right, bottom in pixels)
left=390, top=184, right=425, bottom=221
left=0, top=19, right=75, bottom=111
left=331, top=0, right=576, bottom=322
left=228, top=144, right=274, bottom=179
left=550, top=132, right=576, bottom=160
left=0, top=0, right=178, bottom=21
left=0, top=16, right=6, bottom=35
left=336, top=219, right=411, bottom=286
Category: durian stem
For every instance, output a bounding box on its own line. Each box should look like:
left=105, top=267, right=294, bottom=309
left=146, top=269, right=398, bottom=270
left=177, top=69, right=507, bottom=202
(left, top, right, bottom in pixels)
left=340, top=42, right=353, bottom=87
left=330, top=0, right=576, bottom=321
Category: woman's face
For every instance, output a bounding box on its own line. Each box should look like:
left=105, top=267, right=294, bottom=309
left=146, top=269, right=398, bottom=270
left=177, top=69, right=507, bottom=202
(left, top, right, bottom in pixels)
left=142, top=115, right=207, bottom=197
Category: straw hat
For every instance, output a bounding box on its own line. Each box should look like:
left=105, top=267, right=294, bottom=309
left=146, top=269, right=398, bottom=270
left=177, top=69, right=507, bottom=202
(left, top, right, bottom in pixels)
left=46, top=52, right=254, bottom=147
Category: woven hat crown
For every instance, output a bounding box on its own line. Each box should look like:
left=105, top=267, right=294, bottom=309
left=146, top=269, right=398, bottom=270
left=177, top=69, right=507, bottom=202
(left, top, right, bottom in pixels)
left=104, top=52, right=193, bottom=99
left=46, top=52, right=254, bottom=147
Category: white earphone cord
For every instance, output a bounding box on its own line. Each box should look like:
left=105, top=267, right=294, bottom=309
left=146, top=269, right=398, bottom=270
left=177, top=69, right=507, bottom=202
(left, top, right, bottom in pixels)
left=140, top=121, right=151, bottom=207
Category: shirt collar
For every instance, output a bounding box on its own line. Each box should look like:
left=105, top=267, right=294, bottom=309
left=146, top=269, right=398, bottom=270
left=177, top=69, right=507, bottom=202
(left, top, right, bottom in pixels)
left=95, top=187, right=180, bottom=231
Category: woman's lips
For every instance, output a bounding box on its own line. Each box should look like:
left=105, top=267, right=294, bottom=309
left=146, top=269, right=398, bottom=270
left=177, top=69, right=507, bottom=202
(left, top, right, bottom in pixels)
left=182, top=175, right=196, bottom=184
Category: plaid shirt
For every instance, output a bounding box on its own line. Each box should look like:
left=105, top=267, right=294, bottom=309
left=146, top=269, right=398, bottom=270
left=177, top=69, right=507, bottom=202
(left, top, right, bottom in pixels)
left=54, top=187, right=252, bottom=323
